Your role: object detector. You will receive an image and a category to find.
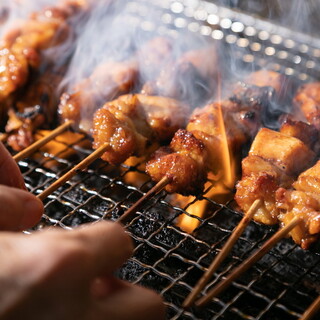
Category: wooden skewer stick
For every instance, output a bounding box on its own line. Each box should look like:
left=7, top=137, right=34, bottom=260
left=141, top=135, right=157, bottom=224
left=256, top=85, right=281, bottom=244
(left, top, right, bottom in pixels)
left=183, top=198, right=262, bottom=308
left=117, top=176, right=171, bottom=224
left=300, top=295, right=320, bottom=320
left=195, top=215, right=303, bottom=307
left=37, top=143, right=109, bottom=201
left=13, top=120, right=74, bottom=162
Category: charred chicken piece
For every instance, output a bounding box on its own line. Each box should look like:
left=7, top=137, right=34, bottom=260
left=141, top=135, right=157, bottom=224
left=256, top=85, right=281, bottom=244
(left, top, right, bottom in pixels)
left=59, top=36, right=174, bottom=132
left=293, top=82, right=320, bottom=129
left=0, top=1, right=84, bottom=106
left=244, top=69, right=292, bottom=103
left=146, top=130, right=207, bottom=195
left=5, top=70, right=63, bottom=150
left=59, top=60, right=139, bottom=132
left=92, top=94, right=188, bottom=165
left=142, top=45, right=219, bottom=107
left=146, top=85, right=272, bottom=195
left=276, top=160, right=320, bottom=249
left=280, top=116, right=320, bottom=154
left=235, top=124, right=317, bottom=226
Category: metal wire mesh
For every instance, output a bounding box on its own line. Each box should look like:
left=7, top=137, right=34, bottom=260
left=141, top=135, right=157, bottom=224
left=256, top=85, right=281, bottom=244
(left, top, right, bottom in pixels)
left=15, top=1, right=320, bottom=319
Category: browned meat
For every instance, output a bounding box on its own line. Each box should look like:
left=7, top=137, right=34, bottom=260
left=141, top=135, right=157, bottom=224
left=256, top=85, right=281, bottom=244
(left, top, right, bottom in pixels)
left=5, top=70, right=63, bottom=150
left=293, top=82, right=320, bottom=129
left=92, top=94, right=188, bottom=165
left=275, top=161, right=320, bottom=248
left=280, top=116, right=320, bottom=153
left=58, top=60, right=138, bottom=132
left=245, top=70, right=292, bottom=103
left=146, top=85, right=272, bottom=195
left=0, top=1, right=84, bottom=105
left=146, top=130, right=207, bottom=195
left=142, top=45, right=219, bottom=107
left=235, top=123, right=317, bottom=227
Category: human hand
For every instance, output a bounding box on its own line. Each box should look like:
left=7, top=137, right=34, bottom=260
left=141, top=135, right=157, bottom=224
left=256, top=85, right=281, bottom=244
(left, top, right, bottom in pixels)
left=0, top=221, right=165, bottom=320
left=0, top=142, right=43, bottom=231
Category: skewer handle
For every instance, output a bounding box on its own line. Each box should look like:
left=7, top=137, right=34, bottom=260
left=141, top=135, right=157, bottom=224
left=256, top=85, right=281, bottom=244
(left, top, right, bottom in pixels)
left=13, top=120, right=74, bottom=162
left=183, top=199, right=262, bottom=308
left=196, top=216, right=303, bottom=307
left=300, top=295, right=320, bottom=320
left=117, top=176, right=170, bottom=223
left=37, top=143, right=109, bottom=201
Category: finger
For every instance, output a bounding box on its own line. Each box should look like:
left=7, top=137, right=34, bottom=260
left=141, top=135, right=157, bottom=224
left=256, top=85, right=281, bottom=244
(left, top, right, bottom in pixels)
left=0, top=185, right=43, bottom=231
left=0, top=142, right=26, bottom=189
left=44, top=221, right=133, bottom=276
left=89, top=278, right=166, bottom=320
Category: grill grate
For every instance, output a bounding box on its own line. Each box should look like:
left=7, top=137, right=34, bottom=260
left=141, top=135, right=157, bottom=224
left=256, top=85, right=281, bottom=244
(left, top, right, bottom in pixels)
left=15, top=1, right=320, bottom=319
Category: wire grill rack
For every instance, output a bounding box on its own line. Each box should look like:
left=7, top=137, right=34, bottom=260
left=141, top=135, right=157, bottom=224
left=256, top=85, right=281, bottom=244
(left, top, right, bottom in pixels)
left=15, top=0, right=320, bottom=319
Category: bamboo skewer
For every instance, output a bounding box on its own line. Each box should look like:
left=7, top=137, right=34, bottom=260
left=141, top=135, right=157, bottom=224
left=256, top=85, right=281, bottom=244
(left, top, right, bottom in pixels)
left=117, top=176, right=171, bottom=223
left=183, top=198, right=262, bottom=308
left=13, top=120, right=74, bottom=162
left=37, top=143, right=109, bottom=201
left=195, top=215, right=303, bottom=307
left=300, top=295, right=320, bottom=320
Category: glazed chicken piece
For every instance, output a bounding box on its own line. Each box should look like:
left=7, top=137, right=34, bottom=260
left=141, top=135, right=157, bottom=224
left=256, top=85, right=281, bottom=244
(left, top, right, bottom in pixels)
left=59, top=36, right=174, bottom=132
left=142, top=45, right=219, bottom=107
left=0, top=1, right=88, bottom=147
left=276, top=160, right=320, bottom=249
left=5, top=70, right=63, bottom=150
left=235, top=125, right=317, bottom=225
left=59, top=60, right=139, bottom=132
left=293, top=82, right=320, bottom=129
left=0, top=1, right=85, bottom=106
left=146, top=130, right=207, bottom=195
left=146, top=85, right=272, bottom=195
left=244, top=69, right=292, bottom=103
left=279, top=116, right=320, bottom=154
left=92, top=94, right=188, bottom=165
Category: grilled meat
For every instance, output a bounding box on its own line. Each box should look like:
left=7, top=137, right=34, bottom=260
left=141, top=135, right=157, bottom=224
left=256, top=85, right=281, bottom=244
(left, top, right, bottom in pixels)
left=59, top=60, right=138, bottom=132
left=0, top=1, right=87, bottom=147
left=245, top=70, right=292, bottom=103
left=146, top=130, right=207, bottom=195
left=92, top=94, right=188, bottom=165
left=235, top=124, right=317, bottom=226
left=142, top=45, right=218, bottom=107
left=0, top=1, right=84, bottom=106
left=275, top=160, right=320, bottom=249
left=59, top=36, right=175, bottom=132
left=146, top=85, right=272, bottom=195
left=293, top=82, right=320, bottom=129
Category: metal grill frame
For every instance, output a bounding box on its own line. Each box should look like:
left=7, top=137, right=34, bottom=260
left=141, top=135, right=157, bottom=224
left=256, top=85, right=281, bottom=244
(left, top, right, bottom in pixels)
left=15, top=1, right=320, bottom=319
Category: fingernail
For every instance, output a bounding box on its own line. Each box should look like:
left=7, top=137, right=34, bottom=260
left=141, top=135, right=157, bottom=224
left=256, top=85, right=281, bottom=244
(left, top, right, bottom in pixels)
left=19, top=197, right=44, bottom=230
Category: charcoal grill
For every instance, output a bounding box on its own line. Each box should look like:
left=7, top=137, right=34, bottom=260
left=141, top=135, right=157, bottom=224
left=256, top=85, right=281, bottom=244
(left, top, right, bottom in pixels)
left=14, top=1, right=320, bottom=319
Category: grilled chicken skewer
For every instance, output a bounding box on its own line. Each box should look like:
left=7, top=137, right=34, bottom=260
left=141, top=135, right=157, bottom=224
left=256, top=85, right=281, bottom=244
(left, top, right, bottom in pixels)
left=92, top=94, right=189, bottom=165
left=0, top=0, right=88, bottom=149
left=294, top=82, right=320, bottom=129
left=194, top=154, right=320, bottom=307
left=235, top=118, right=319, bottom=248
left=146, top=84, right=274, bottom=195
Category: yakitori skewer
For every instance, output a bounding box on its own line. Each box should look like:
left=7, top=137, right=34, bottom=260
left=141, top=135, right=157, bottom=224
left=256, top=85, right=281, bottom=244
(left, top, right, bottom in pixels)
left=37, top=143, right=110, bottom=201
left=183, top=198, right=262, bottom=308
left=13, top=120, right=74, bottom=162
left=195, top=216, right=303, bottom=307
left=300, top=295, right=320, bottom=320
left=117, top=176, right=171, bottom=223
